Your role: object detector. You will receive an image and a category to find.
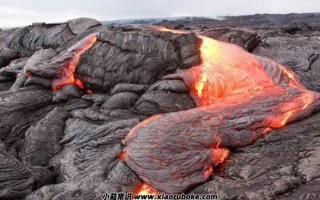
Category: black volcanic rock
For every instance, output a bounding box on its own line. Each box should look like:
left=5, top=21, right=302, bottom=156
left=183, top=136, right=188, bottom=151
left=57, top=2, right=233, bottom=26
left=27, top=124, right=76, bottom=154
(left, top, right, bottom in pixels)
left=110, top=83, right=148, bottom=95
left=147, top=79, right=189, bottom=93
left=76, top=30, right=201, bottom=92
left=253, top=35, right=320, bottom=92
left=101, top=92, right=139, bottom=110
left=0, top=48, right=20, bottom=68
left=0, top=149, right=34, bottom=199
left=0, top=87, right=53, bottom=143
left=68, top=18, right=101, bottom=35
left=133, top=90, right=195, bottom=116
left=20, top=107, right=69, bottom=167
left=201, top=28, right=261, bottom=51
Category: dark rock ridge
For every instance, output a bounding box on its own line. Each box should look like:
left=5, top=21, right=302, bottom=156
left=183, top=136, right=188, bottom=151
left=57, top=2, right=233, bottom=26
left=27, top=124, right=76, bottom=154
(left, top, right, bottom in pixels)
left=0, top=14, right=318, bottom=199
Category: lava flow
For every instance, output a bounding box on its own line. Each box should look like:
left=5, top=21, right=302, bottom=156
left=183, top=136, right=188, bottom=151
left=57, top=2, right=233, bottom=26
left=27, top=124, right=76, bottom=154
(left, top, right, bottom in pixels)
left=140, top=26, right=317, bottom=161
left=133, top=183, right=159, bottom=196
left=52, top=33, right=97, bottom=91
left=123, top=27, right=320, bottom=194
left=188, top=35, right=274, bottom=106
left=160, top=26, right=316, bottom=129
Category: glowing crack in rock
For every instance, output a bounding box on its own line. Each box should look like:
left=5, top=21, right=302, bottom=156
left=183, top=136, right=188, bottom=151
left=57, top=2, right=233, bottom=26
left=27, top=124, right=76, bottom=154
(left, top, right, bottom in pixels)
left=52, top=33, right=97, bottom=91
left=134, top=183, right=159, bottom=196
left=25, top=33, right=98, bottom=93
left=123, top=27, right=320, bottom=194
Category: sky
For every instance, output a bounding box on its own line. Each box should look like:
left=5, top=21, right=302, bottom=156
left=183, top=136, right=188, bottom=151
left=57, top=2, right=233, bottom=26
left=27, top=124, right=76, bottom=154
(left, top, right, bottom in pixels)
left=0, top=0, right=320, bottom=27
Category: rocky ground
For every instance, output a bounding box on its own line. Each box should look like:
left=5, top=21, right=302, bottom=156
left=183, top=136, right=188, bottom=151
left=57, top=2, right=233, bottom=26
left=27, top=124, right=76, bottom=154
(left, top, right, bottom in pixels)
left=0, top=13, right=319, bottom=200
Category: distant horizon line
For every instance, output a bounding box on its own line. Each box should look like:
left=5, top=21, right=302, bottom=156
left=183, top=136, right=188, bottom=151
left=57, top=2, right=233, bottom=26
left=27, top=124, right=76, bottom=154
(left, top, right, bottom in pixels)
left=2, top=12, right=320, bottom=29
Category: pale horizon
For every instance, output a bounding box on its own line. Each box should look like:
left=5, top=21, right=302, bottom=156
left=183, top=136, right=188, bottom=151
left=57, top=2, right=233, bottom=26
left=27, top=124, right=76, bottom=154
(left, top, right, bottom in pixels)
left=1, top=0, right=320, bottom=28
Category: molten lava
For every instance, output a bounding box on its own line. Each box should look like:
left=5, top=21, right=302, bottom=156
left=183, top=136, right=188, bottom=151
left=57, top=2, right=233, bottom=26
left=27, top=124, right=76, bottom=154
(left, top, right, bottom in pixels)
left=156, top=25, right=316, bottom=169
left=211, top=135, right=230, bottom=167
left=190, top=35, right=275, bottom=106
left=211, top=148, right=229, bottom=166
left=134, top=183, right=159, bottom=196
left=123, top=26, right=320, bottom=194
left=191, top=36, right=316, bottom=131
left=161, top=27, right=316, bottom=130
left=52, top=33, right=97, bottom=91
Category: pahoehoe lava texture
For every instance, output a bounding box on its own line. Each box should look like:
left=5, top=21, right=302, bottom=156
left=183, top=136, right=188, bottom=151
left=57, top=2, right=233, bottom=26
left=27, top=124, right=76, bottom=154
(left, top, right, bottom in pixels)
left=0, top=14, right=319, bottom=199
left=76, top=29, right=200, bottom=91
left=123, top=55, right=320, bottom=193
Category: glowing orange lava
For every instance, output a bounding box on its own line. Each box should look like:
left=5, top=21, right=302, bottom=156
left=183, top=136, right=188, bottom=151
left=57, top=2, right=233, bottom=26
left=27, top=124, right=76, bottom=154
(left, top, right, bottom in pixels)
left=211, top=148, right=230, bottom=166
left=264, top=91, right=315, bottom=128
left=126, top=27, right=318, bottom=194
left=52, top=33, right=97, bottom=91
left=156, top=26, right=313, bottom=105
left=159, top=27, right=315, bottom=130
left=189, top=35, right=276, bottom=106
left=191, top=35, right=316, bottom=130
left=134, top=183, right=159, bottom=196
left=209, top=133, right=230, bottom=168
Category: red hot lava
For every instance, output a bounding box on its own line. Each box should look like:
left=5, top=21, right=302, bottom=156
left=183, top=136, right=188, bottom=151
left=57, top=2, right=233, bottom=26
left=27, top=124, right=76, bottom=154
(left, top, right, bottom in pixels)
left=124, top=27, right=320, bottom=194
left=133, top=183, right=159, bottom=196
left=158, top=26, right=317, bottom=130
